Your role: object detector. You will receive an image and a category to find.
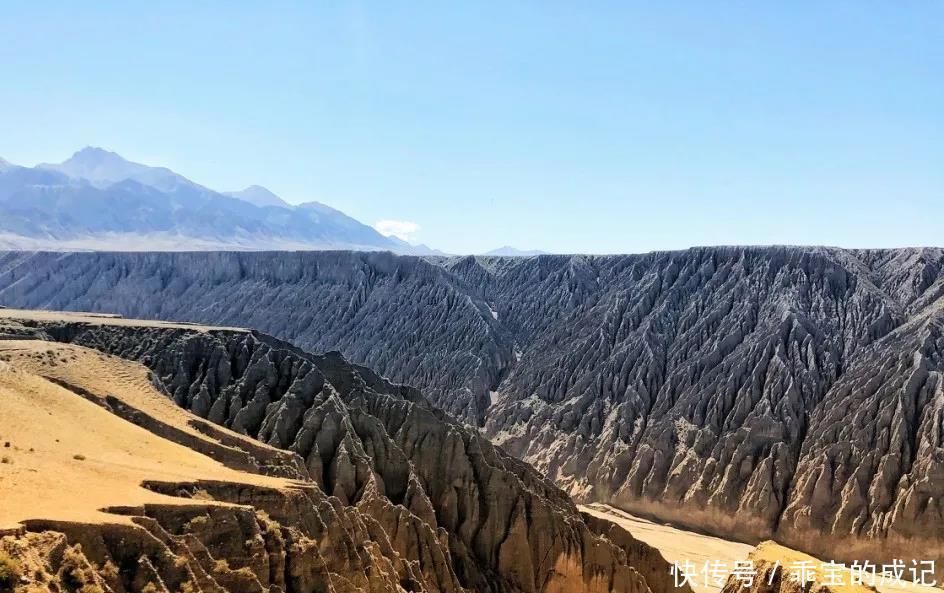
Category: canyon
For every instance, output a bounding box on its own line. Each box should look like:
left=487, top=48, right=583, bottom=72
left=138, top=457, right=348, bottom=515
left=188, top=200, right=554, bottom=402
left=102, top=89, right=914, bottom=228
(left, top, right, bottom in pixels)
left=0, top=308, right=680, bottom=593
left=1, top=246, right=943, bottom=579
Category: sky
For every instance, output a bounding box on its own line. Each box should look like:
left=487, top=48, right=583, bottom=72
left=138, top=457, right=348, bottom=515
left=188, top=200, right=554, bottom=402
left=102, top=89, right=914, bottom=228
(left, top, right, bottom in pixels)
left=1, top=1, right=942, bottom=255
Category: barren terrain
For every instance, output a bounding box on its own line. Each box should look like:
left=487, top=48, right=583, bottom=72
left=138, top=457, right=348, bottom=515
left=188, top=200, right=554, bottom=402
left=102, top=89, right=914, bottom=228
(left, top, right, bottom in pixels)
left=582, top=504, right=943, bottom=593
left=0, top=308, right=681, bottom=593
left=0, top=339, right=293, bottom=531
left=6, top=248, right=942, bottom=572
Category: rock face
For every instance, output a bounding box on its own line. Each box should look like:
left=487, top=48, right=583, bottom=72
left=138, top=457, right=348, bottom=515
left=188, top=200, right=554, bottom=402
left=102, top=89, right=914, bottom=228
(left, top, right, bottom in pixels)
left=2, top=247, right=944, bottom=569
left=0, top=310, right=681, bottom=593
left=0, top=251, right=508, bottom=423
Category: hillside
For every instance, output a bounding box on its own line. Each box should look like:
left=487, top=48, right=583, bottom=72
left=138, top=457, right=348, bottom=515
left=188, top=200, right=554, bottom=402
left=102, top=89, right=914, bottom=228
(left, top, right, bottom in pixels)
left=0, top=308, right=678, bottom=593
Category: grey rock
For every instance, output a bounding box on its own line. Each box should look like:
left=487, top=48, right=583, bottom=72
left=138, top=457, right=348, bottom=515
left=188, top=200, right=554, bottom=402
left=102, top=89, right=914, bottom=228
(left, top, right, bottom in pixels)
left=2, top=246, right=944, bottom=568
left=0, top=250, right=511, bottom=422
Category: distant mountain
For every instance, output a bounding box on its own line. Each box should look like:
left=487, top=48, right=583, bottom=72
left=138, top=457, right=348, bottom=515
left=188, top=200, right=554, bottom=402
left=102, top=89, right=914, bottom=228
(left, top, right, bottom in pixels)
left=484, top=245, right=547, bottom=256
left=408, top=243, right=449, bottom=256
left=0, top=147, right=426, bottom=253
left=385, top=235, right=450, bottom=256
left=224, top=184, right=290, bottom=208
left=39, top=147, right=207, bottom=195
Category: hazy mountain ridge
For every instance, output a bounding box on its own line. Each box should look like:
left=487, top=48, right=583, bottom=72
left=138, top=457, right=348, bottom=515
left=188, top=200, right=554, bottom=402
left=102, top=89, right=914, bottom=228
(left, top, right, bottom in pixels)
left=2, top=246, right=944, bottom=570
left=483, top=246, right=548, bottom=256
left=0, top=148, right=422, bottom=253
left=223, top=184, right=291, bottom=208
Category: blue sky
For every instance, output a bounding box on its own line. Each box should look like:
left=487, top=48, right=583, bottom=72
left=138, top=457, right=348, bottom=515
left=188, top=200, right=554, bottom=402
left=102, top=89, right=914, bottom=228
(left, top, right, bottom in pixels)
left=2, top=2, right=941, bottom=254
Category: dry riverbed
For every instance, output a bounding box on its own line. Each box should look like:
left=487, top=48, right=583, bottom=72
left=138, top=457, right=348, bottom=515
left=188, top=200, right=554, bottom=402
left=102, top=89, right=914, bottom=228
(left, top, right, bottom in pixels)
left=580, top=503, right=943, bottom=593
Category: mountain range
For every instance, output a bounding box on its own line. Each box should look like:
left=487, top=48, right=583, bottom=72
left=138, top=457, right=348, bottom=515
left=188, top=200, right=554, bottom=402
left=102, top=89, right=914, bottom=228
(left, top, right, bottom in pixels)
left=0, top=147, right=423, bottom=253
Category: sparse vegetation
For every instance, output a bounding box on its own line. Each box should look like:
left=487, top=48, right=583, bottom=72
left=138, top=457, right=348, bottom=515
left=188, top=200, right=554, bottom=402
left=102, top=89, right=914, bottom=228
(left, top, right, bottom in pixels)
left=190, top=489, right=213, bottom=501
left=98, top=560, right=118, bottom=582
left=60, top=544, right=97, bottom=592
left=141, top=583, right=159, bottom=593
left=180, top=580, right=196, bottom=593
left=0, top=551, right=23, bottom=591
left=185, top=515, right=209, bottom=532
left=213, top=559, right=229, bottom=573
left=232, top=566, right=256, bottom=579
left=255, top=510, right=281, bottom=540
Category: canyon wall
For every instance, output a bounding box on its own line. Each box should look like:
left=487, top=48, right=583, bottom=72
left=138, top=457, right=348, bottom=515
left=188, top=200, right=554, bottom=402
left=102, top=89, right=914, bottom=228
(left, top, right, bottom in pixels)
left=2, top=247, right=943, bottom=569
left=1, top=311, right=680, bottom=593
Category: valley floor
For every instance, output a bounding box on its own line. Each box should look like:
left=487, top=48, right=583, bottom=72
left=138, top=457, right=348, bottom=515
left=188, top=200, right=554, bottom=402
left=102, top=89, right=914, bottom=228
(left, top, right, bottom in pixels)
left=580, top=503, right=944, bottom=593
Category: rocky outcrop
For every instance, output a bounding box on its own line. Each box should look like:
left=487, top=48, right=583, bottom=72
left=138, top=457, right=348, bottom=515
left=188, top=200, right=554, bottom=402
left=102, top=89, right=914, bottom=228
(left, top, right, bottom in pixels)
left=3, top=247, right=944, bottom=571
left=0, top=311, right=682, bottom=593
left=718, top=542, right=878, bottom=593
left=3, top=482, right=448, bottom=593
left=580, top=513, right=684, bottom=593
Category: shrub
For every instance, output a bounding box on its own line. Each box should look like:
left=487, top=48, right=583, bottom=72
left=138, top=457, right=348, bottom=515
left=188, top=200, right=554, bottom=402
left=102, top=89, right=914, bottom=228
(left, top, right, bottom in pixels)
left=185, top=515, right=208, bottom=532
left=73, top=454, right=86, bottom=461
left=98, top=560, right=119, bottom=582
left=255, top=510, right=279, bottom=535
left=232, top=566, right=256, bottom=579
left=0, top=552, right=23, bottom=590
left=60, top=544, right=95, bottom=591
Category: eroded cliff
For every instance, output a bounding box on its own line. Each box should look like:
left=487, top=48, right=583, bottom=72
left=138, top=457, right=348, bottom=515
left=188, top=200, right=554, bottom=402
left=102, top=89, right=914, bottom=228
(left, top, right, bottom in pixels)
left=0, top=310, right=680, bottom=593
left=2, top=247, right=943, bottom=572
